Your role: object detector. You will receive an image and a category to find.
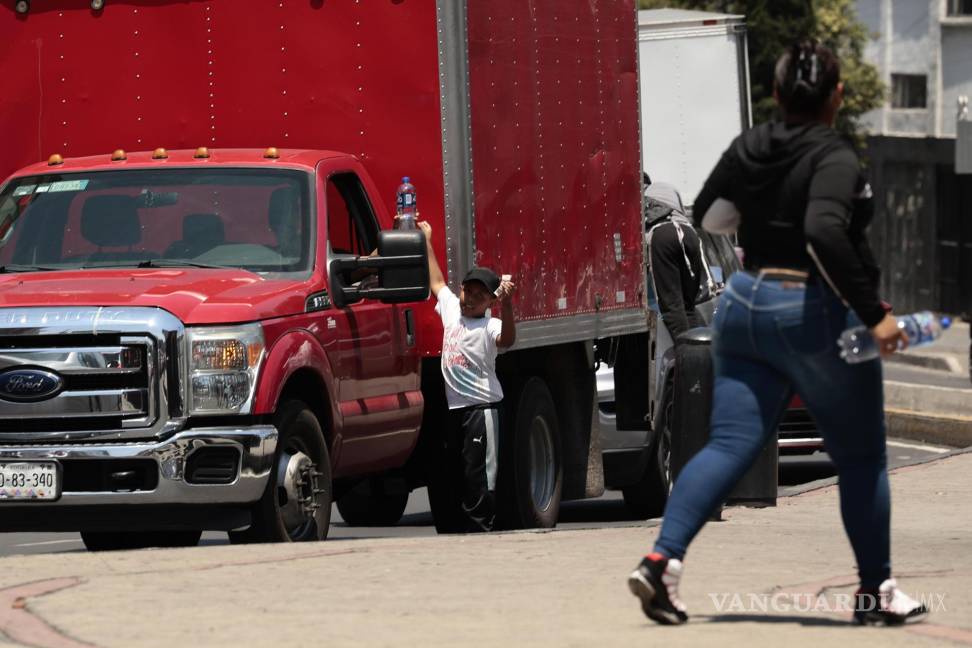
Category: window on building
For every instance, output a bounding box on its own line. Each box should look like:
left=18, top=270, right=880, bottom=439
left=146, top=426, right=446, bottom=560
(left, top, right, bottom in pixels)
left=947, top=0, right=972, bottom=15
left=890, top=74, right=927, bottom=109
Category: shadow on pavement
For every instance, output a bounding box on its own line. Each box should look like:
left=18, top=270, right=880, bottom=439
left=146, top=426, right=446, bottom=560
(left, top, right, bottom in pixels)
left=698, top=613, right=849, bottom=627
left=779, top=454, right=836, bottom=486
left=557, top=498, right=646, bottom=524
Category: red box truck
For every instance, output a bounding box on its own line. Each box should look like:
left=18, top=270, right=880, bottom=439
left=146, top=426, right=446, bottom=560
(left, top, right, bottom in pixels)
left=0, top=0, right=650, bottom=549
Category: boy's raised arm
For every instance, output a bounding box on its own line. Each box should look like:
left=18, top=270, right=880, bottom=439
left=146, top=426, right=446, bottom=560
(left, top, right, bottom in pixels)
left=418, top=221, right=446, bottom=297
left=496, top=279, right=517, bottom=348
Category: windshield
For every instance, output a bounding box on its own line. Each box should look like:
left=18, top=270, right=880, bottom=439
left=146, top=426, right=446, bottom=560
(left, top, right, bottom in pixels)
left=0, top=168, right=313, bottom=276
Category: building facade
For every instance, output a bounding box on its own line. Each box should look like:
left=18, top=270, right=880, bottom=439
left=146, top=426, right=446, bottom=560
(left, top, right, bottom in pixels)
left=856, top=0, right=972, bottom=315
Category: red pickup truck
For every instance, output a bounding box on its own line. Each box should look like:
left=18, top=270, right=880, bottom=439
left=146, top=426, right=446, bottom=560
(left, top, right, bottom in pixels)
left=0, top=1, right=650, bottom=549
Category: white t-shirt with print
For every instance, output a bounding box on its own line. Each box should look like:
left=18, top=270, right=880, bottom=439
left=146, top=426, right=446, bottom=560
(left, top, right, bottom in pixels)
left=435, top=286, right=504, bottom=409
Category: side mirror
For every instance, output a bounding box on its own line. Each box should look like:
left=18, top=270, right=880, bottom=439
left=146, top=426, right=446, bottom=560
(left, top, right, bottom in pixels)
left=329, top=230, right=430, bottom=308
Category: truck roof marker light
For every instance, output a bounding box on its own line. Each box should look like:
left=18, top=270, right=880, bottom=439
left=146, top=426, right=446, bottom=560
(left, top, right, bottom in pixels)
left=264, top=147, right=280, bottom=159
left=152, top=148, right=169, bottom=160
left=111, top=149, right=127, bottom=161
left=702, top=19, right=717, bottom=26
left=194, top=147, right=211, bottom=159
left=47, top=154, right=64, bottom=166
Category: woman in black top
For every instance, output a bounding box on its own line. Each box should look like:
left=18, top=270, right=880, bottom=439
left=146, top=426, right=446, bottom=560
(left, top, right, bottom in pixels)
left=626, top=41, right=928, bottom=627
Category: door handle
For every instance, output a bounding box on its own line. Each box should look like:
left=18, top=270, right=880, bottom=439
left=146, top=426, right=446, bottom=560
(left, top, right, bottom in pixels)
left=404, top=308, right=415, bottom=347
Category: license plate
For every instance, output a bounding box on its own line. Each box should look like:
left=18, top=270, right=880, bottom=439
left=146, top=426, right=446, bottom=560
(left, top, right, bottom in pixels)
left=0, top=462, right=60, bottom=501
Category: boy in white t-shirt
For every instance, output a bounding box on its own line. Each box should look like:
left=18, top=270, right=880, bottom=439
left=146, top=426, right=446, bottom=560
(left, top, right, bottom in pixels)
left=418, top=221, right=516, bottom=531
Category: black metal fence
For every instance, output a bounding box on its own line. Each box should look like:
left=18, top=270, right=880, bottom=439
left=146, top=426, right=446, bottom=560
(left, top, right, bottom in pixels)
left=866, top=136, right=972, bottom=318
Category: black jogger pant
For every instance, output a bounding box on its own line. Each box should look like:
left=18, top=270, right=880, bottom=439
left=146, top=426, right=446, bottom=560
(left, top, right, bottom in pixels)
left=446, top=403, right=500, bottom=532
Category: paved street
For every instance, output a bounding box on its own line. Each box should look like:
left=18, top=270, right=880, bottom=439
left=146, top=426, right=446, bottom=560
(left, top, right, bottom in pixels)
left=0, top=438, right=948, bottom=558
left=0, top=448, right=968, bottom=648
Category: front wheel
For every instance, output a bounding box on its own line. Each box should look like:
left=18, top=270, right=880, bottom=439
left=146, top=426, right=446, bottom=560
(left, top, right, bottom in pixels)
left=229, top=400, right=332, bottom=544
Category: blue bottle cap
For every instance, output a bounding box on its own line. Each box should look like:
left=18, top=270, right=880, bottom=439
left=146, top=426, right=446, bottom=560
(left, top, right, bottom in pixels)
left=941, top=315, right=952, bottom=329
left=402, top=176, right=410, bottom=183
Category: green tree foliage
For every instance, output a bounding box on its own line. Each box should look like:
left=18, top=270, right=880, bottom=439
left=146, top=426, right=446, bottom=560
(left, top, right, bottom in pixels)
left=638, top=0, right=884, bottom=143
left=815, top=0, right=885, bottom=145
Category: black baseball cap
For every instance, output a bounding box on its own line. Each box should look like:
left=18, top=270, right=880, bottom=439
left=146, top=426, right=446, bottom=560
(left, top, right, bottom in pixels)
left=461, top=267, right=501, bottom=294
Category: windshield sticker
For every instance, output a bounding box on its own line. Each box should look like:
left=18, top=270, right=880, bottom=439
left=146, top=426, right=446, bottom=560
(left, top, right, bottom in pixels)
left=48, top=180, right=89, bottom=193
left=12, top=185, right=37, bottom=196
left=33, top=184, right=52, bottom=193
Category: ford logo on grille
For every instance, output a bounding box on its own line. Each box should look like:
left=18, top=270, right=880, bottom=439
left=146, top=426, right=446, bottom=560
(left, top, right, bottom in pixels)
left=0, top=368, right=64, bottom=402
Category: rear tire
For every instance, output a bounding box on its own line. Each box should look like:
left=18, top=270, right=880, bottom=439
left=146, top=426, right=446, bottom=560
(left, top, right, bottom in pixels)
left=336, top=481, right=408, bottom=527
left=229, top=399, right=331, bottom=544
left=81, top=530, right=201, bottom=552
left=502, top=377, right=562, bottom=529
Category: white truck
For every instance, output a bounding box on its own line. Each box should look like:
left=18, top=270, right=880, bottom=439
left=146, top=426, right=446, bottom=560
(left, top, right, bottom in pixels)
left=636, top=8, right=752, bottom=209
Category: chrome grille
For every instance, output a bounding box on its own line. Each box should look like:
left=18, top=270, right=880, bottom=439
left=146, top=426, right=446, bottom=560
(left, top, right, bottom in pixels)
left=0, top=337, right=154, bottom=436
left=0, top=307, right=185, bottom=443
left=777, top=408, right=817, bottom=439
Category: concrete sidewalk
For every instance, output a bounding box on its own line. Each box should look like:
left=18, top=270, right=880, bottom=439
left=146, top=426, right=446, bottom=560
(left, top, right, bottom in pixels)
left=0, top=453, right=969, bottom=648
left=884, top=319, right=971, bottom=448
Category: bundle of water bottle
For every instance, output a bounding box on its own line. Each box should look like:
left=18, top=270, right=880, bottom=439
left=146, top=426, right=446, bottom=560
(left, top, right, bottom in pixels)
left=838, top=311, right=952, bottom=364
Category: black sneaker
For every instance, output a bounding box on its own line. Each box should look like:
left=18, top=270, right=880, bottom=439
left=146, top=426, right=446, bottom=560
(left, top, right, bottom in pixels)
left=854, top=578, right=929, bottom=626
left=627, top=553, right=688, bottom=625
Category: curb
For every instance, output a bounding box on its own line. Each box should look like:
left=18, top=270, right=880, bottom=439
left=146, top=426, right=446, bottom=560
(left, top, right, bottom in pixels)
left=885, top=407, right=972, bottom=448
left=884, top=380, right=972, bottom=418
left=885, top=352, right=960, bottom=373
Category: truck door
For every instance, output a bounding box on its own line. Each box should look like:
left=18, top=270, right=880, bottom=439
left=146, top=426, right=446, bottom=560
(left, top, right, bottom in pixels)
left=321, top=170, right=422, bottom=476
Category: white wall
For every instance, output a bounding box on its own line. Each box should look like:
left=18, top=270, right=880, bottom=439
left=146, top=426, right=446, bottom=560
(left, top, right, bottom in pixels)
left=857, top=0, right=886, bottom=133
left=941, top=26, right=972, bottom=137
left=890, top=0, right=930, bottom=73
left=857, top=0, right=972, bottom=138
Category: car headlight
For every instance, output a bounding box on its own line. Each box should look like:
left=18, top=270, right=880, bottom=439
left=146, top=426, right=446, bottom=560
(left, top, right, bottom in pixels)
left=186, top=324, right=265, bottom=414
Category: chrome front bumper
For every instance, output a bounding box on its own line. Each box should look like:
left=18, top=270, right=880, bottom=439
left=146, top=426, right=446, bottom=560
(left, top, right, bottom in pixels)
left=0, top=426, right=277, bottom=506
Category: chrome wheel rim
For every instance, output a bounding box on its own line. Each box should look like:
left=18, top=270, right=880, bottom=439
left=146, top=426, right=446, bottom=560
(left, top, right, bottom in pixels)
left=528, top=415, right=556, bottom=512
left=276, top=445, right=323, bottom=538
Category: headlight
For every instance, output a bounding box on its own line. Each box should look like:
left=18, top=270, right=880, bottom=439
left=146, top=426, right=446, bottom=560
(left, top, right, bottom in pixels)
left=186, top=324, right=265, bottom=414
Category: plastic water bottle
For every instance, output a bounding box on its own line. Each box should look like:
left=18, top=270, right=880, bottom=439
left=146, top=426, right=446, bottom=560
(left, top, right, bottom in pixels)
left=838, top=311, right=952, bottom=364
left=395, top=176, right=417, bottom=230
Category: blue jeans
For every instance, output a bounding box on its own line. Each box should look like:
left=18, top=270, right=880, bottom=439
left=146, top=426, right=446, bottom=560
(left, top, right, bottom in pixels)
left=653, top=271, right=891, bottom=589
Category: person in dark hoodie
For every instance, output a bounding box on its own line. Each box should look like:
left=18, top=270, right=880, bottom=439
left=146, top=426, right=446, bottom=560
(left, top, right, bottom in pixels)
left=627, top=41, right=928, bottom=627
left=645, top=181, right=709, bottom=345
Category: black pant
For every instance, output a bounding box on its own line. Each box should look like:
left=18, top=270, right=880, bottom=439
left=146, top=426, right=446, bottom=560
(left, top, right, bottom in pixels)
left=446, top=403, right=500, bottom=532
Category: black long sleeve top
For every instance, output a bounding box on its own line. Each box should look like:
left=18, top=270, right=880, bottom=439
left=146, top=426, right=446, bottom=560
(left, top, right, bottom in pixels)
left=648, top=219, right=705, bottom=342
left=694, top=121, right=885, bottom=327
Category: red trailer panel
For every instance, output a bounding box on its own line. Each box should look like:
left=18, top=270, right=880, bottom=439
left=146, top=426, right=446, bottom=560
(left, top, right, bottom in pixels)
left=0, top=1, right=444, bottom=233
left=466, top=0, right=643, bottom=324
left=0, top=1, right=646, bottom=357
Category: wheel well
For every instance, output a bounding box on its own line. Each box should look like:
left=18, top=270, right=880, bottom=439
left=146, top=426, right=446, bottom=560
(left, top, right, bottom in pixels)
left=276, top=369, right=333, bottom=444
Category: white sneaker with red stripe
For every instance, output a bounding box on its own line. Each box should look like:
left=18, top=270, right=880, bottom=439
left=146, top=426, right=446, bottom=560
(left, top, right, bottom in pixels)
left=627, top=552, right=688, bottom=625
left=854, top=578, right=929, bottom=626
